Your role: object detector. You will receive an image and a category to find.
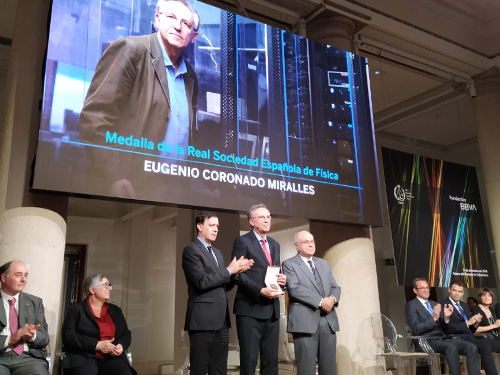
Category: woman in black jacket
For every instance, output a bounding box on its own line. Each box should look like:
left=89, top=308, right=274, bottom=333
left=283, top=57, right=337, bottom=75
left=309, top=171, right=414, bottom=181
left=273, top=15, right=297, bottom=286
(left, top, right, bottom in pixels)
left=471, top=287, right=500, bottom=339
left=61, top=274, right=136, bottom=375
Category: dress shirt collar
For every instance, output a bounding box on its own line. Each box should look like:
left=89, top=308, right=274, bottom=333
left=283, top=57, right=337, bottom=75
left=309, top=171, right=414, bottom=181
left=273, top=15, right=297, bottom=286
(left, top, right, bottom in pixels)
left=299, top=253, right=314, bottom=265
left=253, top=230, right=266, bottom=242
left=1, top=290, right=20, bottom=306
left=197, top=236, right=211, bottom=250
left=416, top=296, right=430, bottom=308
left=156, top=32, right=187, bottom=76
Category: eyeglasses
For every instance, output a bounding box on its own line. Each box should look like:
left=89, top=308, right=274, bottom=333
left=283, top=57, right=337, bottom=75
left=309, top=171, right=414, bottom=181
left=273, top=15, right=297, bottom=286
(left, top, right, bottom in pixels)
left=298, top=240, right=316, bottom=245
left=95, top=282, right=113, bottom=290
left=416, top=287, right=431, bottom=290
left=158, top=12, right=195, bottom=32
left=254, top=215, right=271, bottom=221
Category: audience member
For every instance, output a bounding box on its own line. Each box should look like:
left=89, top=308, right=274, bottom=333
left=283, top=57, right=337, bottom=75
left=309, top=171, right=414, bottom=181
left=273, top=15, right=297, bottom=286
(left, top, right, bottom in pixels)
left=442, top=280, right=500, bottom=375
left=0, top=260, right=49, bottom=375
left=467, top=296, right=478, bottom=311
left=471, top=288, right=500, bottom=339
left=405, top=278, right=480, bottom=375
left=61, top=274, right=136, bottom=375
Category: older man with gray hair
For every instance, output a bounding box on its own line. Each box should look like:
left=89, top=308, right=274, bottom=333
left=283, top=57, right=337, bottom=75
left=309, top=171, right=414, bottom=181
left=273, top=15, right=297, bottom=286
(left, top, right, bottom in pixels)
left=282, top=231, right=341, bottom=375
left=0, top=260, right=50, bottom=375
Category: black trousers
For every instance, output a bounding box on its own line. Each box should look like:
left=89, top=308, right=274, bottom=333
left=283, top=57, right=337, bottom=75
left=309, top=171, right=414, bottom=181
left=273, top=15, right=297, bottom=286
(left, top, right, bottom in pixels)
left=62, top=357, right=133, bottom=375
left=189, top=322, right=229, bottom=375
left=236, top=315, right=279, bottom=375
left=428, top=337, right=480, bottom=375
left=462, top=334, right=500, bottom=375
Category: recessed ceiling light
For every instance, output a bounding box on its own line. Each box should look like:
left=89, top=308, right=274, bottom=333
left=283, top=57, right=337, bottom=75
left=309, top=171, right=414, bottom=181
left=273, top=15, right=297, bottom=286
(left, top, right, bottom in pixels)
left=374, top=70, right=382, bottom=75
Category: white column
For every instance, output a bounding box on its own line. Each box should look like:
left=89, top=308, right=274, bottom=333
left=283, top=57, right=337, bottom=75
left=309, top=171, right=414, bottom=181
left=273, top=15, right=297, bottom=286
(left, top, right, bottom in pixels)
left=307, top=14, right=356, bottom=52
left=323, top=238, right=385, bottom=375
left=0, top=207, right=66, bottom=372
left=473, top=67, right=500, bottom=280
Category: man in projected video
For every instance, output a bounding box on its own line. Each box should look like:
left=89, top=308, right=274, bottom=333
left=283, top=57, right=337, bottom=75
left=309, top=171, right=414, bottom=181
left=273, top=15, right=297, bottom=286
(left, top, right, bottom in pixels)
left=78, top=0, right=199, bottom=199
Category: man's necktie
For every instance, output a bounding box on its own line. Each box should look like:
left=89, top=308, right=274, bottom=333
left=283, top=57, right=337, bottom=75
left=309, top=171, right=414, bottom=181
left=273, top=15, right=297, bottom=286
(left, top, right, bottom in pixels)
left=261, top=239, right=273, bottom=265
left=455, top=302, right=467, bottom=322
left=307, top=260, right=317, bottom=282
left=425, top=301, right=434, bottom=316
left=207, top=246, right=219, bottom=267
left=9, top=298, right=24, bottom=355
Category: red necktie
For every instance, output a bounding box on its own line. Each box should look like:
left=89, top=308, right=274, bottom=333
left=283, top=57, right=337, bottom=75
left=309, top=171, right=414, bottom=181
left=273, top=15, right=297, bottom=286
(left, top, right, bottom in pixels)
left=261, top=239, right=273, bottom=265
left=9, top=298, right=24, bottom=355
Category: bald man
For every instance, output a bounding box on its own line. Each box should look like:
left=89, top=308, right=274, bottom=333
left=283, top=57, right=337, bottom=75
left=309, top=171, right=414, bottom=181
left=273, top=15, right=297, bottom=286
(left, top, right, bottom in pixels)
left=282, top=231, right=341, bottom=375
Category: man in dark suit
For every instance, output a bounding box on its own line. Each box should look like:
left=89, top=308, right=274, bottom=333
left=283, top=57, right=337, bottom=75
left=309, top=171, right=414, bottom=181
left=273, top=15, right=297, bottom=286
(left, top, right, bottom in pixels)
left=406, top=278, right=480, bottom=375
left=442, top=280, right=500, bottom=375
left=0, top=260, right=49, bottom=374
left=182, top=211, right=253, bottom=375
left=282, top=231, right=341, bottom=375
left=79, top=0, right=199, bottom=199
left=231, top=203, right=287, bottom=375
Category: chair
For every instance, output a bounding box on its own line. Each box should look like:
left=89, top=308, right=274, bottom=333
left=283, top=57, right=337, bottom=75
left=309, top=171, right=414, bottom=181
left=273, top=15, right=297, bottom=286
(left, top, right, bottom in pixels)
left=405, top=326, right=472, bottom=375
left=369, top=313, right=437, bottom=375
left=58, top=349, right=132, bottom=374
left=279, top=341, right=297, bottom=374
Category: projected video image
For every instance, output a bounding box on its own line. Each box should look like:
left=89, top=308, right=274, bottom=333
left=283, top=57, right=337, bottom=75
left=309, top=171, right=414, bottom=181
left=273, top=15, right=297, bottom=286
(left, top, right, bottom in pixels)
left=33, top=0, right=382, bottom=225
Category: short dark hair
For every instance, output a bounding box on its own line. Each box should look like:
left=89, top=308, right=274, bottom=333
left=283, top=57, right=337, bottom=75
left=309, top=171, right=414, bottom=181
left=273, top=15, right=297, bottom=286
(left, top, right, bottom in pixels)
left=0, top=261, right=12, bottom=279
left=467, top=296, right=478, bottom=304
left=195, top=211, right=217, bottom=232
left=478, top=288, right=495, bottom=305
left=247, top=203, right=267, bottom=220
left=412, top=278, right=427, bottom=289
left=449, top=280, right=464, bottom=288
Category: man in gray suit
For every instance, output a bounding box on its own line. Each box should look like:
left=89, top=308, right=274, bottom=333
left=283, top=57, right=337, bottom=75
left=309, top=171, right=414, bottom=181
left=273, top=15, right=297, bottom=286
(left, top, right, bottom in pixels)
left=282, top=231, right=341, bottom=375
left=0, top=260, right=50, bottom=374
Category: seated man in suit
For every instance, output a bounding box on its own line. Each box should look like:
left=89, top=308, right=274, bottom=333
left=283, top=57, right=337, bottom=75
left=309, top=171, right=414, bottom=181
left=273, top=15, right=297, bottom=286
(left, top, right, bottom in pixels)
left=442, top=280, right=500, bottom=375
left=0, top=260, right=49, bottom=374
left=182, top=211, right=253, bottom=375
left=406, top=278, right=480, bottom=375
left=282, top=231, right=341, bottom=375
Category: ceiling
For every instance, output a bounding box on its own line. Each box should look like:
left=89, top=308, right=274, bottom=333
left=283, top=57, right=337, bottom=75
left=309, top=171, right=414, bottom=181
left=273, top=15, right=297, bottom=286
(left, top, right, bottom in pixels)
left=202, top=0, right=500, bottom=153
left=3, top=0, right=498, bottom=221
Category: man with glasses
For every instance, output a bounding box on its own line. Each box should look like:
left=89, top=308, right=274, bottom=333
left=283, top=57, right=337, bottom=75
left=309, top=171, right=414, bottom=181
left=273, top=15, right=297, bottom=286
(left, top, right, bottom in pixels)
left=441, top=280, right=500, bottom=375
left=406, top=278, right=480, bottom=375
left=0, top=260, right=50, bottom=374
left=79, top=0, right=199, bottom=200
left=231, top=203, right=286, bottom=375
left=282, top=231, right=341, bottom=375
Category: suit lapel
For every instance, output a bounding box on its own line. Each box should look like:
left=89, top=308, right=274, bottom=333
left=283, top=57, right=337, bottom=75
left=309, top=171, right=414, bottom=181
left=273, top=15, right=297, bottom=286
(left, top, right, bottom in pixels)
left=149, top=33, right=170, bottom=106
left=212, top=247, right=224, bottom=270
left=83, top=300, right=99, bottom=326
left=294, top=254, right=321, bottom=294
left=249, top=232, right=270, bottom=266
left=195, top=239, right=219, bottom=269
left=0, top=296, right=6, bottom=328
left=416, top=299, right=433, bottom=318
left=313, top=257, right=329, bottom=296
left=18, top=292, right=28, bottom=325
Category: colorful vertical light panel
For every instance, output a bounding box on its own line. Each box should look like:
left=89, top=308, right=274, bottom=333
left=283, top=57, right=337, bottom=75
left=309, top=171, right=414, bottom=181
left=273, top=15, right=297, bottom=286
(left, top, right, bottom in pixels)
left=382, top=148, right=493, bottom=287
